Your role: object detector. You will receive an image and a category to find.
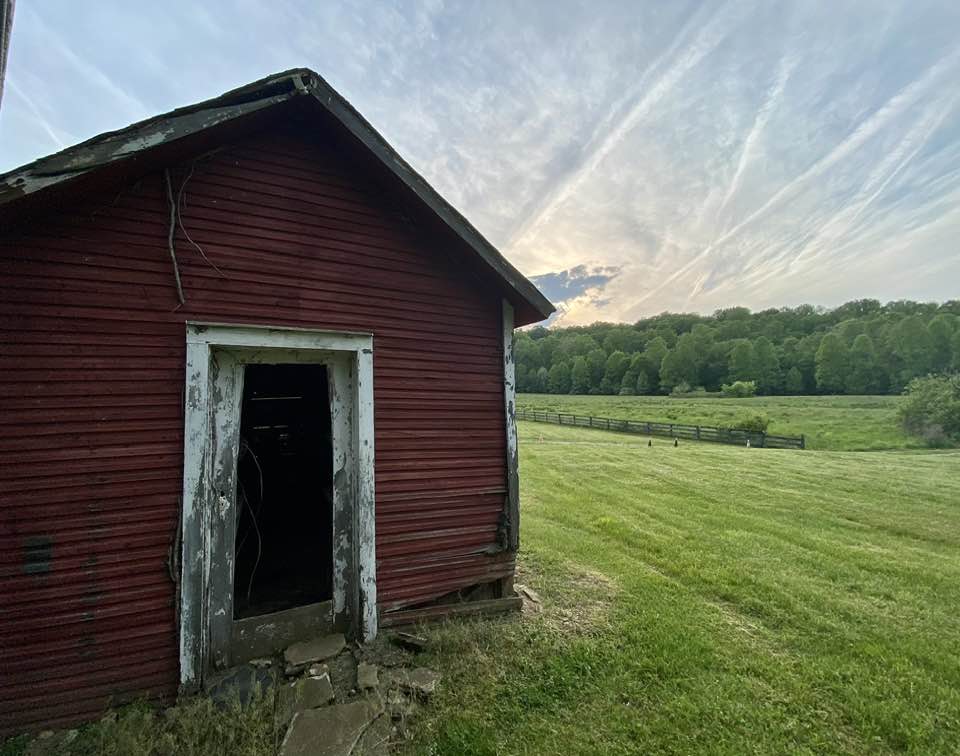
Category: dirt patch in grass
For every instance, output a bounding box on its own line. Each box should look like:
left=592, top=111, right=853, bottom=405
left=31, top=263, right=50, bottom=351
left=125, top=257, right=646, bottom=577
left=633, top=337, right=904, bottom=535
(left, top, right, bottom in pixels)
left=515, top=558, right=619, bottom=637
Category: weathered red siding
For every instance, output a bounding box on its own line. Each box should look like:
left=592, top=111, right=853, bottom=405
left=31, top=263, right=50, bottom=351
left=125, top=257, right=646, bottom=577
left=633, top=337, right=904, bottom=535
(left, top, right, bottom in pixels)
left=0, top=122, right=512, bottom=733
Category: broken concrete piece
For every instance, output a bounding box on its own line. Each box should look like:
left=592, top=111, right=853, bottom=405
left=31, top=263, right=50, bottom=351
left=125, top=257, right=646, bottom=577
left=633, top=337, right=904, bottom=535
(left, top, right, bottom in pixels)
left=357, top=662, right=379, bottom=690
left=284, top=634, right=346, bottom=671
left=391, top=632, right=427, bottom=653
left=278, top=674, right=335, bottom=722
left=516, top=584, right=543, bottom=614
left=353, top=714, right=391, bottom=755
left=302, top=675, right=336, bottom=708
left=280, top=699, right=382, bottom=756
left=516, top=584, right=541, bottom=604
left=398, top=668, right=441, bottom=698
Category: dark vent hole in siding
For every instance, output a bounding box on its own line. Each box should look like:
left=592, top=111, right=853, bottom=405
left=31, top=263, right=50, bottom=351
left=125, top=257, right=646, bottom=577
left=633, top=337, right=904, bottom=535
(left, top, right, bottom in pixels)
left=234, top=363, right=333, bottom=619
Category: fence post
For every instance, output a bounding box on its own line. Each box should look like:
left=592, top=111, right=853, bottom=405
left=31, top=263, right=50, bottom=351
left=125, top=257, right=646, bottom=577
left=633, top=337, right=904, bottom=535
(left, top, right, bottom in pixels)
left=696, top=426, right=700, bottom=440
left=760, top=432, right=766, bottom=448
left=800, top=434, right=805, bottom=450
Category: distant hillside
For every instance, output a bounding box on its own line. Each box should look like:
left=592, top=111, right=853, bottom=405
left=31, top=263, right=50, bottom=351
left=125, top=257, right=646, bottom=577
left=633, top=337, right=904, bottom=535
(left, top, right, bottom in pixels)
left=516, top=299, right=960, bottom=396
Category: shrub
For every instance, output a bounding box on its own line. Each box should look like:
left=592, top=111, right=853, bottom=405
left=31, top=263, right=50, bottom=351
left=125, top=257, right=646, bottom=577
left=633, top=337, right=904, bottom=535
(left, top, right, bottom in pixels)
left=728, top=412, right=770, bottom=433
left=721, top=380, right=757, bottom=398
left=898, top=374, right=960, bottom=446
left=670, top=381, right=693, bottom=396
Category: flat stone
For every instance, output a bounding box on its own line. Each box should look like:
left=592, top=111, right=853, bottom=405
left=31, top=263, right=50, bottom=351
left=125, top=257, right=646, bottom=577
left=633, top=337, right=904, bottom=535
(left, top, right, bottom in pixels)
left=398, top=668, right=441, bottom=698
left=516, top=584, right=543, bottom=614
left=249, top=657, right=274, bottom=668
left=516, top=584, right=541, bottom=604
left=279, top=674, right=336, bottom=722
left=280, top=699, right=382, bottom=756
left=325, top=652, right=358, bottom=703
left=357, top=662, right=379, bottom=690
left=308, top=663, right=329, bottom=677
left=353, top=714, right=391, bottom=755
left=284, top=634, right=346, bottom=670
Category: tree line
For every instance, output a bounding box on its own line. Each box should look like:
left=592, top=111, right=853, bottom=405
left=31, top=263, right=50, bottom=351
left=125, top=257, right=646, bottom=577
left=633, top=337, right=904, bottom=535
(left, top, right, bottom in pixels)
left=516, top=299, right=960, bottom=396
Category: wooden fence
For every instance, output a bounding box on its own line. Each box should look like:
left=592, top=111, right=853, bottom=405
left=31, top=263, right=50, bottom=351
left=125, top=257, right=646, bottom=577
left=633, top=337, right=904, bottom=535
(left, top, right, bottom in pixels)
left=516, top=409, right=805, bottom=449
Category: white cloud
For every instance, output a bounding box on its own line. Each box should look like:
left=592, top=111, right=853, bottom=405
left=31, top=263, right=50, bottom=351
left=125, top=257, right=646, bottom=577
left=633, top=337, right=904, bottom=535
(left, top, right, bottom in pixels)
left=2, top=0, right=959, bottom=323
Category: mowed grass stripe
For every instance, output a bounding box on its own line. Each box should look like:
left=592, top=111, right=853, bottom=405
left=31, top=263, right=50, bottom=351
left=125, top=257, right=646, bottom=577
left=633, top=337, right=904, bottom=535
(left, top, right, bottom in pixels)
left=406, top=421, right=960, bottom=755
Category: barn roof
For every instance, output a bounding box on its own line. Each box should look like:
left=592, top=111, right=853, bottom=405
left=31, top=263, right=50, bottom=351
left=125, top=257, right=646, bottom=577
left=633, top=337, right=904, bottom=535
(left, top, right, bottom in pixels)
left=0, top=67, right=554, bottom=323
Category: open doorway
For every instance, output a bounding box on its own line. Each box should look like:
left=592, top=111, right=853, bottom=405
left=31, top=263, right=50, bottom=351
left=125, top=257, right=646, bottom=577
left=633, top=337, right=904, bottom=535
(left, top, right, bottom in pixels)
left=181, top=324, right=376, bottom=686
left=233, top=363, right=333, bottom=619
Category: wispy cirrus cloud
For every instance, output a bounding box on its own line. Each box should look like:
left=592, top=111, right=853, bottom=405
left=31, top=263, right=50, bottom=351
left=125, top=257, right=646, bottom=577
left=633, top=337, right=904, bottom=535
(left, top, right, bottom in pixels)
left=2, top=1, right=958, bottom=324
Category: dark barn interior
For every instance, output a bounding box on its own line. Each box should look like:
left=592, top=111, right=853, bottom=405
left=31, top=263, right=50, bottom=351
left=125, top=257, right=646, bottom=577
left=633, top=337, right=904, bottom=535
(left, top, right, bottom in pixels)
left=233, top=363, right=334, bottom=619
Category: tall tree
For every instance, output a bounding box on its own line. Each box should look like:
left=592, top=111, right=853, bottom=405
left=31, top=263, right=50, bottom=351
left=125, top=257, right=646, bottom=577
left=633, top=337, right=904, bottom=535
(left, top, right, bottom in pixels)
left=636, top=371, right=652, bottom=394
left=534, top=367, right=549, bottom=393
left=603, top=327, right=645, bottom=355
left=639, top=337, right=668, bottom=393
left=815, top=333, right=849, bottom=393
left=514, top=334, right=542, bottom=372
left=887, top=315, right=934, bottom=388
left=659, top=335, right=700, bottom=391
left=547, top=361, right=571, bottom=394
left=928, top=314, right=956, bottom=373
left=586, top=348, right=608, bottom=391
left=512, top=298, right=957, bottom=398
left=570, top=357, right=590, bottom=394
left=951, top=331, right=960, bottom=372
left=600, top=351, right=630, bottom=394
left=728, top=340, right=755, bottom=382
left=753, top=336, right=782, bottom=394
left=845, top=334, right=879, bottom=395
left=784, top=366, right=804, bottom=394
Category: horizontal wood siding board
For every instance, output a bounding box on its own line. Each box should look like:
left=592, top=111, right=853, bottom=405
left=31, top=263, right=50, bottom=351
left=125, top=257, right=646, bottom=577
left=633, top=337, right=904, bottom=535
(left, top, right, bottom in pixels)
left=0, top=123, right=509, bottom=734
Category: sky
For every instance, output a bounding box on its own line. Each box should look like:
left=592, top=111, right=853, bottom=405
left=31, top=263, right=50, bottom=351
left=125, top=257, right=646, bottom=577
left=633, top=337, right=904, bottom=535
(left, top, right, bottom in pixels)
left=2, top=1, right=959, bottom=326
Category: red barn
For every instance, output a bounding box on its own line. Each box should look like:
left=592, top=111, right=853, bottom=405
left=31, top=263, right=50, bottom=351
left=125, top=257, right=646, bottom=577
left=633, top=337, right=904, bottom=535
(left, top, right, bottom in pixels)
left=0, top=68, right=553, bottom=734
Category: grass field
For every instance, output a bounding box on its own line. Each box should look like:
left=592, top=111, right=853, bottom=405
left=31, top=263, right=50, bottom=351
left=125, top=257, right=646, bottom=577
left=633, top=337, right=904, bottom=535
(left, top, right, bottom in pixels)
left=517, top=393, right=915, bottom=451
left=9, top=412, right=957, bottom=755
left=407, top=421, right=960, bottom=755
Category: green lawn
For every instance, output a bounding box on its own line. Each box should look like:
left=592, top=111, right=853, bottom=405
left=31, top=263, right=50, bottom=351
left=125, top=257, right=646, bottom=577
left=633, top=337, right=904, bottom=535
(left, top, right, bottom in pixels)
left=407, top=422, right=960, bottom=755
left=517, top=393, right=915, bottom=451
left=11, top=418, right=957, bottom=755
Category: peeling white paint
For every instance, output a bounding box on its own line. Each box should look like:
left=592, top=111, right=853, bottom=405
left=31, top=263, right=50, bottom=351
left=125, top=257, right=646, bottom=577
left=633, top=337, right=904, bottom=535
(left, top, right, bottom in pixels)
left=179, top=322, right=376, bottom=687
left=356, top=346, right=377, bottom=641
left=217, top=493, right=230, bottom=519
left=502, top=300, right=520, bottom=552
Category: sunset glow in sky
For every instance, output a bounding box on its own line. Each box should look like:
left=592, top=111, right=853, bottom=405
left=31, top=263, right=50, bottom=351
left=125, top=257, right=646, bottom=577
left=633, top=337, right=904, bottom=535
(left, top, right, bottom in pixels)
left=3, top=1, right=959, bottom=324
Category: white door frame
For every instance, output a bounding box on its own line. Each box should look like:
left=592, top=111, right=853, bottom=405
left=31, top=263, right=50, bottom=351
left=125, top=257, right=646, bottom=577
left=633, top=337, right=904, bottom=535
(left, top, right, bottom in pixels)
left=178, top=322, right=376, bottom=689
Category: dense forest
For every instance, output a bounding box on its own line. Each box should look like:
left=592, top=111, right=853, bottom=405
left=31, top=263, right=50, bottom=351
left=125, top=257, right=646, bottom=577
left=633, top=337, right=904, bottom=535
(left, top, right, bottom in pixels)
left=516, top=299, right=960, bottom=396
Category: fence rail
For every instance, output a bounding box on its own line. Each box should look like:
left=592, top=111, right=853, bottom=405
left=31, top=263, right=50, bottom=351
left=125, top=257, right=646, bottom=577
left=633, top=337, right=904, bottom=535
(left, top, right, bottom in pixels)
left=516, top=409, right=805, bottom=449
